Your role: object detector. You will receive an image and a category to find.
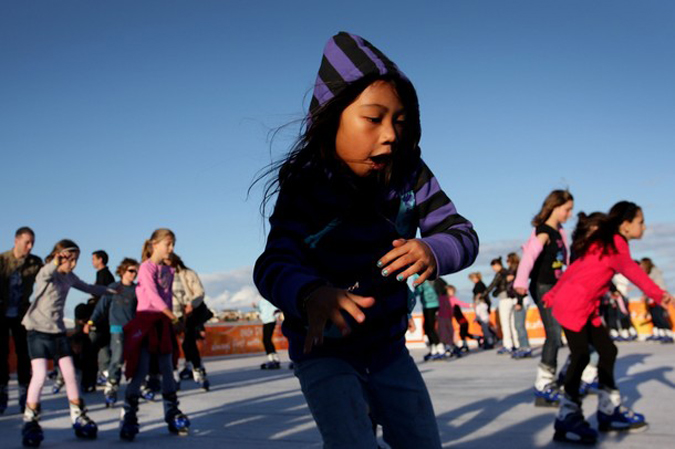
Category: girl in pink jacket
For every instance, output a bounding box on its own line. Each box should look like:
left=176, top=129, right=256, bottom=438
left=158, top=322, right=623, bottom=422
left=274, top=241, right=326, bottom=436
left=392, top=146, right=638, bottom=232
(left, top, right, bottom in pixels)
left=544, top=201, right=673, bottom=444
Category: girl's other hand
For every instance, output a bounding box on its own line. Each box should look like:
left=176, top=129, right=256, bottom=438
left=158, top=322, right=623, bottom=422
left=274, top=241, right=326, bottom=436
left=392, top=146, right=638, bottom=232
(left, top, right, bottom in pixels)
left=303, top=286, right=375, bottom=354
left=662, top=292, right=673, bottom=308
left=514, top=304, right=523, bottom=311
left=377, top=239, right=436, bottom=286
left=515, top=287, right=528, bottom=296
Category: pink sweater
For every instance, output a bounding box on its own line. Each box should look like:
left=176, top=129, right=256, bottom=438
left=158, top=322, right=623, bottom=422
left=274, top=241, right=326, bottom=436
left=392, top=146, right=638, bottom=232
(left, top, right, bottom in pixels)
left=438, top=294, right=473, bottom=318
left=514, top=227, right=569, bottom=290
left=543, top=234, right=664, bottom=332
left=136, top=260, right=174, bottom=313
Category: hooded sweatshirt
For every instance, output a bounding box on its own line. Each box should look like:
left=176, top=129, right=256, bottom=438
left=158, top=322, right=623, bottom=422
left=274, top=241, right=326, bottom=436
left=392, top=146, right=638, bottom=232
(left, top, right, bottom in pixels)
left=253, top=32, right=479, bottom=369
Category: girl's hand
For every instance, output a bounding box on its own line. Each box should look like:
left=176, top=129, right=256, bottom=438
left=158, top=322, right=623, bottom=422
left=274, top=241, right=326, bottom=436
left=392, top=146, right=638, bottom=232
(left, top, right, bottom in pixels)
left=377, top=239, right=436, bottom=286
left=662, top=292, right=673, bottom=308
left=515, top=287, right=528, bottom=296
left=303, top=286, right=375, bottom=354
left=514, top=304, right=522, bottom=311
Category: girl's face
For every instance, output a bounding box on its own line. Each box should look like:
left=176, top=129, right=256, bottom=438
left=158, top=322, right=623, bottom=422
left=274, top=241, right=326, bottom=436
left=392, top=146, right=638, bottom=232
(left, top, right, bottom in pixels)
left=491, top=264, right=501, bottom=273
left=334, top=80, right=405, bottom=177
left=58, top=251, right=79, bottom=273
left=620, top=209, right=645, bottom=240
left=152, top=237, right=175, bottom=261
left=121, top=265, right=138, bottom=285
left=552, top=200, right=574, bottom=224
left=446, top=287, right=455, bottom=296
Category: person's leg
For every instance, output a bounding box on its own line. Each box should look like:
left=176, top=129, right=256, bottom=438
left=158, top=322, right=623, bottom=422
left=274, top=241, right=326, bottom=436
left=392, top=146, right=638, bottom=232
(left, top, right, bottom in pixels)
left=182, top=321, right=201, bottom=368
left=26, top=359, right=48, bottom=407
left=108, top=333, right=124, bottom=386
left=295, top=357, right=378, bottom=449
left=367, top=350, right=442, bottom=449
left=11, top=318, right=32, bottom=388
left=532, top=283, right=562, bottom=370
left=498, top=294, right=515, bottom=349
left=561, top=324, right=591, bottom=406
left=513, top=306, right=530, bottom=350
left=262, top=322, right=276, bottom=354
left=422, top=307, right=440, bottom=346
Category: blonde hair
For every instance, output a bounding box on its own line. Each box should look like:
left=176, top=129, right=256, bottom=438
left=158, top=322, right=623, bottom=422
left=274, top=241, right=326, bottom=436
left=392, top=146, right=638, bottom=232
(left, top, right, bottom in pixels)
left=141, top=228, right=176, bottom=262
left=45, top=239, right=80, bottom=263
left=468, top=272, right=482, bottom=281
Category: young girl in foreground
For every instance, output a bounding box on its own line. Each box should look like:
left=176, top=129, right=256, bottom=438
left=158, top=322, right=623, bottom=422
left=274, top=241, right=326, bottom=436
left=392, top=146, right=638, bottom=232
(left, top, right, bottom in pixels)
left=514, top=190, right=573, bottom=406
left=21, top=240, right=117, bottom=447
left=253, top=32, right=479, bottom=448
left=120, top=229, right=189, bottom=441
left=544, top=202, right=673, bottom=444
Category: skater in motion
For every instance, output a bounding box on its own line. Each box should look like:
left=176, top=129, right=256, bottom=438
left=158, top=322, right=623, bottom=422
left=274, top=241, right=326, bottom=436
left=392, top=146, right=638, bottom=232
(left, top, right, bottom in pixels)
left=120, top=229, right=189, bottom=441
left=0, top=227, right=42, bottom=416
left=544, top=202, right=673, bottom=444
left=254, top=298, right=282, bottom=369
left=21, top=240, right=117, bottom=447
left=514, top=190, right=574, bottom=407
left=85, top=258, right=139, bottom=407
left=167, top=253, right=212, bottom=390
left=415, top=278, right=444, bottom=361
left=253, top=32, right=478, bottom=448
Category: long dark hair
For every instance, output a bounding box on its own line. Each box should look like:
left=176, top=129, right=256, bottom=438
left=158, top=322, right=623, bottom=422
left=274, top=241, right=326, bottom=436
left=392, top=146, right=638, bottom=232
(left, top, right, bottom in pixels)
left=574, top=201, right=641, bottom=258
left=570, top=211, right=606, bottom=261
left=532, top=190, right=574, bottom=227
left=252, top=73, right=421, bottom=218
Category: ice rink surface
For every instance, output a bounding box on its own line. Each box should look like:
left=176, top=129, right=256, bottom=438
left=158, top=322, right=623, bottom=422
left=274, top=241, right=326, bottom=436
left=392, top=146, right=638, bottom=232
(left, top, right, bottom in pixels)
left=1, top=341, right=673, bottom=448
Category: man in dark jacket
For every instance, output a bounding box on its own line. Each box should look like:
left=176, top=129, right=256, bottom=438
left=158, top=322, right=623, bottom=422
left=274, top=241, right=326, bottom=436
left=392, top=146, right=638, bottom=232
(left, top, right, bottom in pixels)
left=90, top=250, right=114, bottom=386
left=0, top=227, right=42, bottom=414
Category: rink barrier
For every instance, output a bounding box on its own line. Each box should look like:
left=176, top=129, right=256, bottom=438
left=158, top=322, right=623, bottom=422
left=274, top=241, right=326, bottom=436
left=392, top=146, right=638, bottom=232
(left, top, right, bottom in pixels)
left=5, top=299, right=673, bottom=371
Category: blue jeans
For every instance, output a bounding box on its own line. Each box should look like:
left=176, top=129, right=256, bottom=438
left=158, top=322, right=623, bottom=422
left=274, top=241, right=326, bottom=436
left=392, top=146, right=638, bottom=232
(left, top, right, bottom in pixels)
left=531, top=283, right=562, bottom=370
left=108, top=332, right=124, bottom=385
left=513, top=306, right=530, bottom=349
left=295, top=349, right=441, bottom=449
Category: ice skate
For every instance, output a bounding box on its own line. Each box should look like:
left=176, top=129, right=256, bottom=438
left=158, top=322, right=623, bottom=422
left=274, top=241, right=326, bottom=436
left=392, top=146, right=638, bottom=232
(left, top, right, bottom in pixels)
left=22, top=404, right=43, bottom=448
left=70, top=400, right=98, bottom=439
left=553, top=395, right=598, bottom=445
left=597, top=388, right=647, bottom=433
left=119, top=395, right=140, bottom=441
left=534, top=364, right=560, bottom=407
left=178, top=363, right=193, bottom=381
left=192, top=367, right=210, bottom=391
left=52, top=376, right=64, bottom=394
left=104, top=381, right=118, bottom=408
left=163, top=392, right=190, bottom=436
left=260, top=360, right=281, bottom=369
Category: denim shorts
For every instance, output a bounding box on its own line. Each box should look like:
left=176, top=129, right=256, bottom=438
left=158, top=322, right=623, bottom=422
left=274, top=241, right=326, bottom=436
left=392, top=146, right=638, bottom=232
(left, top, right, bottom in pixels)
left=27, top=330, right=72, bottom=360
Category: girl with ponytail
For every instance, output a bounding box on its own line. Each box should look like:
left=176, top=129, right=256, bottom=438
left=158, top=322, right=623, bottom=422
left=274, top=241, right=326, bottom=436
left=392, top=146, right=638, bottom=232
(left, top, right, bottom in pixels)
left=120, top=228, right=190, bottom=440
left=543, top=202, right=673, bottom=443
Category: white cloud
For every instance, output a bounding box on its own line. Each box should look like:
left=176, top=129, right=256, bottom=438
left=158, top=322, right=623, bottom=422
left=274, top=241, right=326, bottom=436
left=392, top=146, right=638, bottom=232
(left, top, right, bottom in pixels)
left=199, top=266, right=264, bottom=311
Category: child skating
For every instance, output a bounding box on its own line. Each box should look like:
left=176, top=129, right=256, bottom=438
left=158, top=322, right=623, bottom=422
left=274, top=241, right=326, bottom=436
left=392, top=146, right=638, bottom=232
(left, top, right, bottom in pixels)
left=21, top=240, right=118, bottom=447
left=120, top=229, right=189, bottom=440
left=544, top=202, right=673, bottom=444
left=253, top=32, right=479, bottom=448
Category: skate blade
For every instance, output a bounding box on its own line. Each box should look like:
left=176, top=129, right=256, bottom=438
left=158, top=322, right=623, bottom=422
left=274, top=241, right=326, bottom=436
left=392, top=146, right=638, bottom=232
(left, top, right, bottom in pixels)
left=599, top=422, right=648, bottom=434
left=535, top=397, right=560, bottom=408
left=553, top=431, right=597, bottom=445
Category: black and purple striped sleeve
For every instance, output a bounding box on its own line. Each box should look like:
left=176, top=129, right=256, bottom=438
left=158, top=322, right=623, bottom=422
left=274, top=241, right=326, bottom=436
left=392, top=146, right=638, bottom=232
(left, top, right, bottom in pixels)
left=414, top=161, right=479, bottom=276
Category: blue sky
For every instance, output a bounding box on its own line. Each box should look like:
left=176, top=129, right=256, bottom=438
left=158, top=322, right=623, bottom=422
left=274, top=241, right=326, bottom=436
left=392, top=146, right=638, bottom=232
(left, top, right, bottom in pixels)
left=1, top=1, right=674, bottom=314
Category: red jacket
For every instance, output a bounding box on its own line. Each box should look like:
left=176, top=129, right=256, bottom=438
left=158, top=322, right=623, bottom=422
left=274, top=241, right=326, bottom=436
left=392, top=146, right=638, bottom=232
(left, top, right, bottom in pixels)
left=123, top=311, right=178, bottom=380
left=543, top=234, right=664, bottom=332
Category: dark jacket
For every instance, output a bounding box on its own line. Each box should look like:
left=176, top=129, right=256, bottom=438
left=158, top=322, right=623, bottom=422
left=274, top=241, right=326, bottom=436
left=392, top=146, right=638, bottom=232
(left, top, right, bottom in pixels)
left=0, top=250, right=43, bottom=317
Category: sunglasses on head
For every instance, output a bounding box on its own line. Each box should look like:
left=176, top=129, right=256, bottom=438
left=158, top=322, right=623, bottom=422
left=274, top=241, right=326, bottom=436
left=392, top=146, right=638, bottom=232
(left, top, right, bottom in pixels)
left=127, top=269, right=138, bottom=273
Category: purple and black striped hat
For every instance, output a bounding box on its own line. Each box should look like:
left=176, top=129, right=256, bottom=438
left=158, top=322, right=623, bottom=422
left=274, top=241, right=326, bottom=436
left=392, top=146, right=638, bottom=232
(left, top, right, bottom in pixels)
left=309, top=32, right=413, bottom=117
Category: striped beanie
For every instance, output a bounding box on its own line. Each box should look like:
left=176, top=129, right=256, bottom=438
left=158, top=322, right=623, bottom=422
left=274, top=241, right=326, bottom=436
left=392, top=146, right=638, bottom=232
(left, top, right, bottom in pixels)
left=309, top=32, right=414, bottom=118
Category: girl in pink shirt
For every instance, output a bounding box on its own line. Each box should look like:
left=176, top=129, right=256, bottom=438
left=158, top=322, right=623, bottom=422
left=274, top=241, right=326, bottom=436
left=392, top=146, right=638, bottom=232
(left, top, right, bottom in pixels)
left=120, top=229, right=190, bottom=441
left=545, top=202, right=673, bottom=444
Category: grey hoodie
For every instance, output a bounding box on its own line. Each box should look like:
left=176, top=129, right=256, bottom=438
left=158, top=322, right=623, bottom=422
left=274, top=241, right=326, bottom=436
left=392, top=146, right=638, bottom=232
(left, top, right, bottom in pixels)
left=22, top=262, right=109, bottom=334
